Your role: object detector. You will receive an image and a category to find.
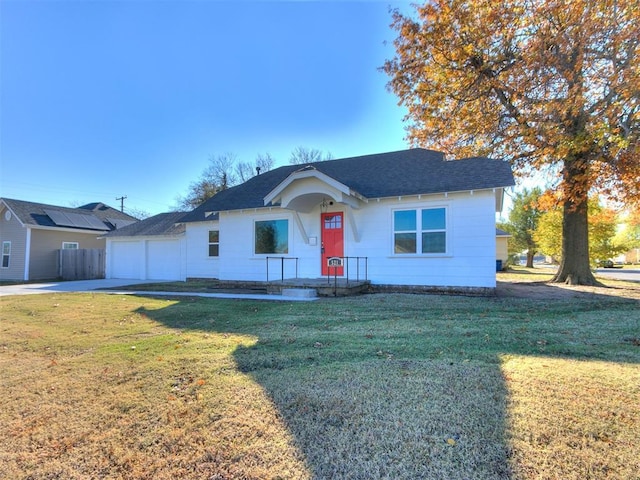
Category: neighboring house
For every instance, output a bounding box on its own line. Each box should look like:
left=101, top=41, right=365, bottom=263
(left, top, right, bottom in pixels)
left=104, top=212, right=188, bottom=281
left=495, top=228, right=511, bottom=270
left=0, top=198, right=137, bottom=281
left=173, top=148, right=513, bottom=291
left=620, top=248, right=640, bottom=264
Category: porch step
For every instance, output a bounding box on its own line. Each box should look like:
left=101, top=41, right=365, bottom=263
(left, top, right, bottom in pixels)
left=281, top=288, right=318, bottom=298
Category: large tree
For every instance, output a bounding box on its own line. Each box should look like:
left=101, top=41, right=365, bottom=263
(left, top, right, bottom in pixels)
left=534, top=198, right=625, bottom=266
left=383, top=0, right=639, bottom=285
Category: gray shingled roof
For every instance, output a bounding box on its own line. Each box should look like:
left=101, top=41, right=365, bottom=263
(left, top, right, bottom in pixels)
left=103, top=212, right=188, bottom=237
left=182, top=148, right=515, bottom=223
left=1, top=198, right=138, bottom=231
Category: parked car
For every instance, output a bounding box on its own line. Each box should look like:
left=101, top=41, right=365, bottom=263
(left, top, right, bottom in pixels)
left=597, top=259, right=622, bottom=268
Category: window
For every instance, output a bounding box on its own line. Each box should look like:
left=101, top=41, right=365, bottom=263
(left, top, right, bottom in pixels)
left=208, top=230, right=219, bottom=257
left=255, top=219, right=288, bottom=254
left=62, top=242, right=79, bottom=249
left=324, top=214, right=342, bottom=229
left=421, top=209, right=446, bottom=253
left=393, top=208, right=447, bottom=254
left=393, top=210, right=417, bottom=254
left=2, top=241, right=10, bottom=268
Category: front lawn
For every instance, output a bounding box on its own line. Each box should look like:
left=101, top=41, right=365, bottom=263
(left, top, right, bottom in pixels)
left=1, top=288, right=638, bottom=479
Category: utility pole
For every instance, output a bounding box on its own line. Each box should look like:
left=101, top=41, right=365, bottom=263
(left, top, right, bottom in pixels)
left=116, top=196, right=127, bottom=212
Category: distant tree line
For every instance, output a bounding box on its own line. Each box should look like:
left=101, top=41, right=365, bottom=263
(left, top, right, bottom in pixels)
left=499, top=189, right=638, bottom=268
left=176, top=146, right=333, bottom=210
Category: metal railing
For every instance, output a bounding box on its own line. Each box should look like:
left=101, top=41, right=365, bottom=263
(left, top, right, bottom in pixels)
left=266, top=256, right=299, bottom=282
left=325, top=256, right=368, bottom=284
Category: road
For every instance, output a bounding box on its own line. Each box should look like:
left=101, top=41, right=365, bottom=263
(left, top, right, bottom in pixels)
left=594, top=268, right=640, bottom=283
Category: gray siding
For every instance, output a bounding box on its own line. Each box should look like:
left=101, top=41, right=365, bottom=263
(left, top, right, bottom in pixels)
left=29, top=230, right=105, bottom=280
left=0, top=207, right=28, bottom=281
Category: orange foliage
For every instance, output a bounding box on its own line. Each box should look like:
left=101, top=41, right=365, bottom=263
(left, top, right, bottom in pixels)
left=383, top=0, right=640, bottom=205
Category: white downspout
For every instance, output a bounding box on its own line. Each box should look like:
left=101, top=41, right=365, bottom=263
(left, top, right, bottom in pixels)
left=24, top=227, right=31, bottom=281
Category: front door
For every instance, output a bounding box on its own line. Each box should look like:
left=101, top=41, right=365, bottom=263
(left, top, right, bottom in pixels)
left=321, top=212, right=344, bottom=276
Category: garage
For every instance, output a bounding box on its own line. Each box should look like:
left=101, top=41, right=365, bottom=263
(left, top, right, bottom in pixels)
left=110, top=241, right=142, bottom=279
left=146, top=239, right=182, bottom=280
left=104, top=212, right=187, bottom=281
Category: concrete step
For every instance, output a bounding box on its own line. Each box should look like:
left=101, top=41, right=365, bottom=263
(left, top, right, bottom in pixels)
left=281, top=288, right=318, bottom=298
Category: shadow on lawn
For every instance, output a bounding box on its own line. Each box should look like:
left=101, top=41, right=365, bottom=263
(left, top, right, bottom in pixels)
left=135, top=291, right=639, bottom=480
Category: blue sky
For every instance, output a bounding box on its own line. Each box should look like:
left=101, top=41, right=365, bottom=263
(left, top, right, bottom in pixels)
left=1, top=0, right=415, bottom=216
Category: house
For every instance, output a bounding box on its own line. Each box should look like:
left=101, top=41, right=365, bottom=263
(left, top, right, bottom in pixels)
left=0, top=198, right=137, bottom=281
left=495, top=228, right=511, bottom=270
left=104, top=212, right=188, bottom=281
left=178, top=148, right=515, bottom=291
left=104, top=149, right=514, bottom=291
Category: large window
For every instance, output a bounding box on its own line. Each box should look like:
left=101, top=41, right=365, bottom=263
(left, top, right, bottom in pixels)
left=393, top=208, right=447, bottom=254
left=255, top=219, right=288, bottom=254
left=2, top=241, right=10, bottom=268
left=208, top=230, right=219, bottom=257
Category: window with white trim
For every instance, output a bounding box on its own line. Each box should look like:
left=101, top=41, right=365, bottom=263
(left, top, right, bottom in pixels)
left=393, top=208, right=447, bottom=254
left=2, top=241, right=10, bottom=268
left=255, top=219, right=289, bottom=254
left=208, top=230, right=219, bottom=257
left=62, top=242, right=79, bottom=249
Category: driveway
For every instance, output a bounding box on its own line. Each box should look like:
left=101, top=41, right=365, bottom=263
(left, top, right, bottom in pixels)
left=0, top=279, right=318, bottom=302
left=0, top=279, right=171, bottom=296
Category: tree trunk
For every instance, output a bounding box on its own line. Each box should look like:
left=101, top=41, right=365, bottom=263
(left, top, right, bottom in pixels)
left=525, top=251, right=535, bottom=268
left=551, top=157, right=601, bottom=286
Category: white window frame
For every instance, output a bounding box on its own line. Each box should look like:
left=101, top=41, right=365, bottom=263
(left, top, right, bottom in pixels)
left=62, top=242, right=79, bottom=249
left=392, top=206, right=448, bottom=256
left=2, top=241, right=10, bottom=268
left=254, top=218, right=290, bottom=255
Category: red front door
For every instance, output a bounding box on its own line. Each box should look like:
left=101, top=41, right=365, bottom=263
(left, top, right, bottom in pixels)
left=321, top=212, right=344, bottom=276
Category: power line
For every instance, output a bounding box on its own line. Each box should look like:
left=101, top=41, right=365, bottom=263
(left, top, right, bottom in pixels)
left=115, top=196, right=127, bottom=212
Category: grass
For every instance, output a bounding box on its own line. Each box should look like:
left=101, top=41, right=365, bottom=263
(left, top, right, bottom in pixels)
left=1, top=280, right=639, bottom=479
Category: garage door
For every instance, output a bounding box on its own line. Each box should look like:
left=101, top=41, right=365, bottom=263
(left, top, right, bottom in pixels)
left=110, top=241, right=141, bottom=279
left=146, top=240, right=182, bottom=280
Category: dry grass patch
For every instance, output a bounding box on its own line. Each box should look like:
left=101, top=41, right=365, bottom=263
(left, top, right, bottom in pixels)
left=0, top=294, right=309, bottom=479
left=1, top=288, right=638, bottom=479
left=502, top=356, right=640, bottom=479
left=252, top=360, right=511, bottom=479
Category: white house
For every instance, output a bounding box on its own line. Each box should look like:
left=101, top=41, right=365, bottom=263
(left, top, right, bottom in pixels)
left=113, top=148, right=513, bottom=292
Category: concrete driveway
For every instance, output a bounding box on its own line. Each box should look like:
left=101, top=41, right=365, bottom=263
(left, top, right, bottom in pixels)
left=0, top=279, right=171, bottom=296
left=0, top=279, right=318, bottom=301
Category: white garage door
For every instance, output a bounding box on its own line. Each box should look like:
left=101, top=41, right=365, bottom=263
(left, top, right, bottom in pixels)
left=110, top=241, right=141, bottom=279
left=146, top=240, right=182, bottom=280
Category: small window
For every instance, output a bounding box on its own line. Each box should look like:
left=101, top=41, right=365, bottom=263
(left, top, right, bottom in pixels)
left=255, top=219, right=289, bottom=254
left=2, top=241, right=10, bottom=268
left=208, top=230, right=219, bottom=257
left=324, top=214, right=342, bottom=229
left=62, top=242, right=79, bottom=249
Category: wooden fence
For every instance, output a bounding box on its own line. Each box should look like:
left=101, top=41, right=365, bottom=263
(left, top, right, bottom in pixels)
left=59, top=248, right=105, bottom=280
